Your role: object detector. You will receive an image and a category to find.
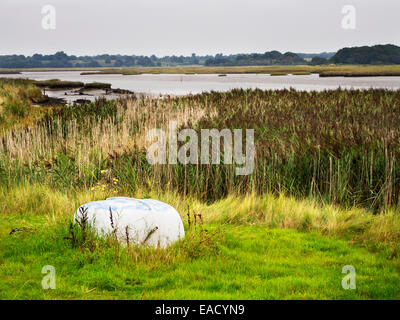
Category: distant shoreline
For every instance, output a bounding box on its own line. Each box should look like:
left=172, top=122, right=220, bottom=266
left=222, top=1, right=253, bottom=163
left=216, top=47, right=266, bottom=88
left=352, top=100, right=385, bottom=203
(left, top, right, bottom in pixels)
left=2, top=65, right=400, bottom=77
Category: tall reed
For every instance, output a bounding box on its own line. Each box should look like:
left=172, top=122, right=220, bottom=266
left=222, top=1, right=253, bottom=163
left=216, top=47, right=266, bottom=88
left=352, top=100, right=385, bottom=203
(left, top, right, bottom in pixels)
left=1, top=88, right=399, bottom=210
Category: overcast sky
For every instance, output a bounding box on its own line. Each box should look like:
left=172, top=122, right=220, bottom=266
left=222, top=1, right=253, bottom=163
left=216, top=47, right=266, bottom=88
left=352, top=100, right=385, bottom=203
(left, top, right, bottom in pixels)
left=0, top=0, right=399, bottom=56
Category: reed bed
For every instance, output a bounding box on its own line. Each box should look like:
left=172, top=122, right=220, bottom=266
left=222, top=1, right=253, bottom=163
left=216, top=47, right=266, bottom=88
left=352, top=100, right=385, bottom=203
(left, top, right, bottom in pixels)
left=0, top=79, right=44, bottom=125
left=3, top=64, right=400, bottom=76
left=1, top=88, right=400, bottom=211
left=71, top=64, right=400, bottom=76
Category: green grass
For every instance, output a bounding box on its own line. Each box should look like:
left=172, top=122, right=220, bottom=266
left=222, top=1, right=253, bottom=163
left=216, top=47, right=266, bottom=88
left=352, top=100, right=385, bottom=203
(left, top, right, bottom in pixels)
left=292, top=72, right=312, bottom=75
left=0, top=184, right=399, bottom=300
left=33, top=79, right=111, bottom=90
left=83, top=82, right=112, bottom=90
left=1, top=213, right=399, bottom=300
left=270, top=72, right=288, bottom=76
left=1, top=81, right=400, bottom=300
left=0, top=78, right=49, bottom=127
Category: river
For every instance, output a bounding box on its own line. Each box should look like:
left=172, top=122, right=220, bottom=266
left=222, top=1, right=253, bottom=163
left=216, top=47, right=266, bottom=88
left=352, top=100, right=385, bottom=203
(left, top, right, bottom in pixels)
left=3, top=71, right=400, bottom=102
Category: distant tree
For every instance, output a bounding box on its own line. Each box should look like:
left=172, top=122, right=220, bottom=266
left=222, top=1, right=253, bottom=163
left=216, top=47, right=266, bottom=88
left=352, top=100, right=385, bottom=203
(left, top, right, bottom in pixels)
left=331, top=44, right=400, bottom=64
left=205, top=57, right=231, bottom=66
left=114, top=59, right=124, bottom=67
left=54, top=51, right=69, bottom=60
left=309, top=57, right=329, bottom=65
left=87, top=60, right=101, bottom=67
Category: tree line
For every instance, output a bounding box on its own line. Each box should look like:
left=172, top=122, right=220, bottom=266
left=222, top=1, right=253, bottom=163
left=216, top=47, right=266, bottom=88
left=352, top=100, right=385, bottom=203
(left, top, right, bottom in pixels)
left=1, top=44, right=399, bottom=68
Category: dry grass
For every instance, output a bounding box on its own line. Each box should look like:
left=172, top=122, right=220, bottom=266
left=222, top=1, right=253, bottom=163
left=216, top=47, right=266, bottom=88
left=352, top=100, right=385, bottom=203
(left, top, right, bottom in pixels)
left=0, top=97, right=215, bottom=167
left=1, top=183, right=399, bottom=257
left=0, top=78, right=50, bottom=127
left=3, top=65, right=400, bottom=76
left=2, top=88, right=400, bottom=209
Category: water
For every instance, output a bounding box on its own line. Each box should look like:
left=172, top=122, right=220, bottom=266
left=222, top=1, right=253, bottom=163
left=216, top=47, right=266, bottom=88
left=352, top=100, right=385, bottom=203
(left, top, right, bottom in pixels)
left=4, top=71, right=400, bottom=96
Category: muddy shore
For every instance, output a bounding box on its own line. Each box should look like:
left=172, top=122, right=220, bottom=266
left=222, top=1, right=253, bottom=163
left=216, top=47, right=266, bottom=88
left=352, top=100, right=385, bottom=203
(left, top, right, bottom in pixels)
left=40, top=86, right=136, bottom=105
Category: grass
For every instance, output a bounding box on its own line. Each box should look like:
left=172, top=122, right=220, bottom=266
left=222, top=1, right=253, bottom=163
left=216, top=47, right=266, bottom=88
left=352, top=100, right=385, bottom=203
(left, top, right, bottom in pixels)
left=0, top=78, right=112, bottom=128
left=292, top=72, right=312, bottom=75
left=2, top=88, right=400, bottom=209
left=78, top=65, right=400, bottom=77
left=320, top=71, right=400, bottom=77
left=0, top=71, right=21, bottom=74
left=0, top=78, right=50, bottom=127
left=0, top=184, right=399, bottom=300
left=33, top=79, right=111, bottom=90
left=33, top=79, right=85, bottom=89
left=83, top=82, right=112, bottom=90
left=2, top=65, right=400, bottom=76
left=1, top=183, right=399, bottom=255
left=1, top=81, right=400, bottom=300
left=270, top=72, right=288, bottom=76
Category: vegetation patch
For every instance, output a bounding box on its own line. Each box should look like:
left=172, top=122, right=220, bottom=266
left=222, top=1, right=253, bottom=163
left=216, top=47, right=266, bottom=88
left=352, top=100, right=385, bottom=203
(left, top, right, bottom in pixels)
left=1, top=82, right=400, bottom=299
left=33, top=79, right=85, bottom=89
left=0, top=78, right=49, bottom=127
left=270, top=72, right=288, bottom=76
left=1, top=194, right=399, bottom=299
left=292, top=72, right=311, bottom=75
left=0, top=71, right=21, bottom=74
left=73, top=65, right=400, bottom=77
left=83, top=82, right=112, bottom=90
left=320, top=71, right=400, bottom=77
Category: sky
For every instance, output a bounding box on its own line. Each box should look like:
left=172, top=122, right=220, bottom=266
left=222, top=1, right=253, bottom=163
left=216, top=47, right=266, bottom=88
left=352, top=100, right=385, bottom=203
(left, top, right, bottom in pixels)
left=0, top=0, right=399, bottom=56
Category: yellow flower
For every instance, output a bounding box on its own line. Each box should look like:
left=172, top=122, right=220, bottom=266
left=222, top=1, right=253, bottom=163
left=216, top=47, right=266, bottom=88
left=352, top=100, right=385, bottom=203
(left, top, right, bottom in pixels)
left=101, top=187, right=105, bottom=191
left=91, top=187, right=95, bottom=191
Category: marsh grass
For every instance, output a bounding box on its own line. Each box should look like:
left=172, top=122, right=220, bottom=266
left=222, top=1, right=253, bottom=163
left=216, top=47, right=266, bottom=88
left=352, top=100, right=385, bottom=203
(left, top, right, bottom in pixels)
left=0, top=78, right=46, bottom=127
left=71, top=65, right=400, bottom=76
left=2, top=88, right=400, bottom=210
left=292, top=72, right=312, bottom=75
left=1, top=185, right=400, bottom=299
left=32, top=79, right=112, bottom=90
left=270, top=72, right=288, bottom=76
left=2, top=76, right=400, bottom=300
left=0, top=183, right=399, bottom=260
left=83, top=82, right=112, bottom=90
left=320, top=71, right=400, bottom=77
left=3, top=65, right=400, bottom=77
left=33, top=79, right=84, bottom=89
left=1, top=85, right=400, bottom=283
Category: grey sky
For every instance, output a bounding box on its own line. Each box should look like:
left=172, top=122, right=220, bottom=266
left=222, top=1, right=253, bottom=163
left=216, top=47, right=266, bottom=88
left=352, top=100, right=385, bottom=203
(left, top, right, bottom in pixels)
left=0, top=0, right=399, bottom=56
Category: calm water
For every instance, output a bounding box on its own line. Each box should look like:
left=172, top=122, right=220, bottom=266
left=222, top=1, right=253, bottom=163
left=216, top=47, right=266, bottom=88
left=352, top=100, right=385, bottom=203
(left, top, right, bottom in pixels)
left=5, top=71, right=400, bottom=96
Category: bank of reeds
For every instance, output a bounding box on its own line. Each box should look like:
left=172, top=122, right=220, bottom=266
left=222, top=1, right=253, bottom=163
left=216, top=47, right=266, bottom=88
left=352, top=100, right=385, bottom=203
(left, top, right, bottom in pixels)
left=0, top=78, right=44, bottom=125
left=77, top=65, right=400, bottom=76
left=1, top=88, right=400, bottom=211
